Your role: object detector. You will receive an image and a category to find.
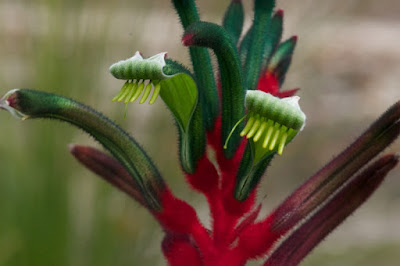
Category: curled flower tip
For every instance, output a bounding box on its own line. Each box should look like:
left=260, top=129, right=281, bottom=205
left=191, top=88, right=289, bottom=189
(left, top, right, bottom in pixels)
left=225, top=91, right=306, bottom=155
left=181, top=33, right=195, bottom=46
left=109, top=52, right=168, bottom=106
left=276, top=9, right=284, bottom=17
left=0, top=89, right=28, bottom=119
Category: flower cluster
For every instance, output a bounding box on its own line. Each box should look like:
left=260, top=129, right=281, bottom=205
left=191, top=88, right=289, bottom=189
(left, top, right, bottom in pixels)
left=0, top=0, right=399, bottom=265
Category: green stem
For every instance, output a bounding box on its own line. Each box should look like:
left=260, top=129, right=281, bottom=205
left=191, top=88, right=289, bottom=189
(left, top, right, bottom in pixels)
left=183, top=22, right=245, bottom=158
left=171, top=0, right=219, bottom=130
left=2, top=89, right=165, bottom=210
left=223, top=0, right=244, bottom=45
left=243, top=0, right=275, bottom=90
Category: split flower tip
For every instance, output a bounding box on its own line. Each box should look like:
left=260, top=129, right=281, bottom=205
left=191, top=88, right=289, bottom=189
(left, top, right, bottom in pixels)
left=0, top=89, right=30, bottom=120
left=109, top=51, right=169, bottom=106
left=225, top=91, right=305, bottom=155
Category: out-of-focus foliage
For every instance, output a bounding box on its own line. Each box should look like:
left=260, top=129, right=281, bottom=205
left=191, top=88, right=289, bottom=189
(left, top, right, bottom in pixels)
left=0, top=0, right=398, bottom=265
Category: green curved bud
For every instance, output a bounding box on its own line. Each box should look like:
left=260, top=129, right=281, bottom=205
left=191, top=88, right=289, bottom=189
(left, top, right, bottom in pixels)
left=240, top=9, right=284, bottom=69
left=0, top=89, right=165, bottom=210
left=243, top=0, right=275, bottom=90
left=268, top=36, right=297, bottom=86
left=261, top=9, right=284, bottom=70
left=239, top=27, right=252, bottom=65
left=233, top=90, right=306, bottom=201
left=172, top=0, right=219, bottom=131
left=223, top=0, right=244, bottom=45
left=182, top=21, right=245, bottom=158
left=109, top=52, right=205, bottom=173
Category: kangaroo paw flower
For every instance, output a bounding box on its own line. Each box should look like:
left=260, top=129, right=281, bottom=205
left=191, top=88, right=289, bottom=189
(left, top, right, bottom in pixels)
left=110, top=52, right=206, bottom=173
left=229, top=90, right=306, bottom=201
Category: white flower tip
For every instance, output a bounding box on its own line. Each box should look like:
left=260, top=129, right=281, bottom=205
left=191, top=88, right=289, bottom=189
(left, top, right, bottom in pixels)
left=0, top=89, right=28, bottom=120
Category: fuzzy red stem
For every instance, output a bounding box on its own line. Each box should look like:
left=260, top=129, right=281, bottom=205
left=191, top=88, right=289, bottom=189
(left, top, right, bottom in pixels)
left=154, top=189, right=214, bottom=257
left=206, top=116, right=256, bottom=249
left=162, top=232, right=203, bottom=266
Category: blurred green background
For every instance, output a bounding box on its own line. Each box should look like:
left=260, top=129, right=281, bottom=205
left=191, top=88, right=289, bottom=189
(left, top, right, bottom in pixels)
left=0, top=0, right=399, bottom=265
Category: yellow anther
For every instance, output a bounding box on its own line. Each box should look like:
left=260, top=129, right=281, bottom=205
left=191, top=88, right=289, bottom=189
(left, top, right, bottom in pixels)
left=112, top=81, right=130, bottom=102
left=126, top=82, right=139, bottom=102
left=278, top=132, right=288, bottom=155
left=140, top=83, right=153, bottom=104
left=240, top=115, right=255, bottom=136
left=149, top=82, right=161, bottom=105
left=269, top=124, right=281, bottom=150
left=123, top=82, right=136, bottom=103
left=117, top=81, right=133, bottom=102
left=262, top=123, right=275, bottom=149
left=247, top=118, right=261, bottom=139
left=131, top=81, right=145, bottom=102
left=253, top=120, right=268, bottom=142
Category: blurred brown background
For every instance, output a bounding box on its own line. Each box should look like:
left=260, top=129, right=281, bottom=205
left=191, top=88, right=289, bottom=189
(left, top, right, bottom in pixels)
left=0, top=0, right=399, bottom=265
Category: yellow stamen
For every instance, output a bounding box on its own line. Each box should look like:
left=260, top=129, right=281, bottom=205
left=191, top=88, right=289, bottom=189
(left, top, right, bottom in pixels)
left=247, top=118, right=261, bottom=138
left=131, top=81, right=145, bottom=102
left=253, top=120, right=268, bottom=142
left=262, top=122, right=275, bottom=148
left=112, top=81, right=130, bottom=102
left=125, top=82, right=137, bottom=103
left=140, top=83, right=153, bottom=104
left=149, top=83, right=161, bottom=105
left=269, top=124, right=281, bottom=150
left=278, top=132, right=288, bottom=155
left=240, top=115, right=255, bottom=136
left=224, top=115, right=247, bottom=149
left=117, top=81, right=133, bottom=102
left=126, top=82, right=139, bottom=102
